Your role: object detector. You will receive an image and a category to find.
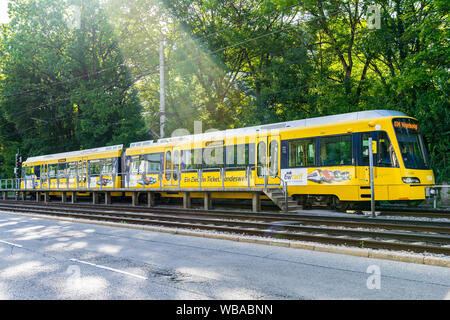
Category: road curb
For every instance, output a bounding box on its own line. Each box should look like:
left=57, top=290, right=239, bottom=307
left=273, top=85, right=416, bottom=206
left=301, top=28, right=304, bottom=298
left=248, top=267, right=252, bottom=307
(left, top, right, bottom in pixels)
left=2, top=210, right=450, bottom=268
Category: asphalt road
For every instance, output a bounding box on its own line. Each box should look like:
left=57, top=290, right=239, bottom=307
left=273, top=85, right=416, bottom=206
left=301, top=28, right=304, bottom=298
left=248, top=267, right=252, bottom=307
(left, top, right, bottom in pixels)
left=0, top=212, right=449, bottom=299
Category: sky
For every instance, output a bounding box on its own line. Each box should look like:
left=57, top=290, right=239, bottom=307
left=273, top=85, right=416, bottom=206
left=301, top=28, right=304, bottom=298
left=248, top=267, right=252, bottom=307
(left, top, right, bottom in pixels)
left=0, top=0, right=10, bottom=24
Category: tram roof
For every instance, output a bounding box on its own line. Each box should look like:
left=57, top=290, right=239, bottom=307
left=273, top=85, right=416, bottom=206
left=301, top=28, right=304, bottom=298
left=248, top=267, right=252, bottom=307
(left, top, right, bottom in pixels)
left=24, top=144, right=123, bottom=164
left=24, top=110, right=408, bottom=162
left=129, top=109, right=408, bottom=148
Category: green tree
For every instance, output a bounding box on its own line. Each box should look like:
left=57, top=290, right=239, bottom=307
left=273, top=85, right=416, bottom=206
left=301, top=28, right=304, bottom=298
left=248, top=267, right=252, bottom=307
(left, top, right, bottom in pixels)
left=0, top=0, right=147, bottom=173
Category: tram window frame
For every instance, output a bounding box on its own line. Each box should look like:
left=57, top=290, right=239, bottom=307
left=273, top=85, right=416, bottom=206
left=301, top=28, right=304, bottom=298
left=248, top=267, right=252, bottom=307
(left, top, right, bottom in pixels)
left=225, top=144, right=251, bottom=170
left=319, top=134, right=353, bottom=166
left=57, top=163, right=68, bottom=177
left=68, top=162, right=77, bottom=178
left=41, top=165, right=48, bottom=179
left=34, top=165, right=40, bottom=179
left=102, top=158, right=114, bottom=175
left=145, top=153, right=162, bottom=174
left=268, top=140, right=279, bottom=178
left=287, top=138, right=316, bottom=168
left=360, top=133, right=371, bottom=166
left=181, top=149, right=202, bottom=172
left=377, top=131, right=399, bottom=168
left=24, top=166, right=39, bottom=178
left=203, top=146, right=225, bottom=171
left=165, top=151, right=172, bottom=180
left=89, top=160, right=102, bottom=176
left=48, top=164, right=58, bottom=178
left=130, top=155, right=145, bottom=175
left=359, top=131, right=399, bottom=168
left=257, top=141, right=266, bottom=178
left=392, top=118, right=430, bottom=170
left=25, top=166, right=33, bottom=177
left=173, top=150, right=180, bottom=181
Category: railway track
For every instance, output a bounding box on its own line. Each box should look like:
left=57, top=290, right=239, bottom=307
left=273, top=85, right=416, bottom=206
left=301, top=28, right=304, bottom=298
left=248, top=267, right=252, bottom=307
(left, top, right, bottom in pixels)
left=376, top=210, right=450, bottom=219
left=0, top=201, right=450, bottom=255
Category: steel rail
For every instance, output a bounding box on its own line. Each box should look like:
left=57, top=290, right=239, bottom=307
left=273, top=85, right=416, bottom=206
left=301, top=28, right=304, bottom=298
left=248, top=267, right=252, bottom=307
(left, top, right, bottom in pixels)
left=1, top=203, right=450, bottom=255
left=378, top=210, right=450, bottom=219
left=0, top=201, right=450, bottom=235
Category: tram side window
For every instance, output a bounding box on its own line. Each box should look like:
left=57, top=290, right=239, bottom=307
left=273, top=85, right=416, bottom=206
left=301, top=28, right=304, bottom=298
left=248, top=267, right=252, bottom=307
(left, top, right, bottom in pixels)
left=288, top=139, right=315, bottom=168
left=181, top=149, right=202, bottom=171
left=68, top=162, right=77, bottom=178
left=57, top=163, right=68, bottom=177
left=26, top=167, right=33, bottom=177
left=361, top=132, right=398, bottom=167
left=378, top=132, right=398, bottom=167
left=320, top=135, right=352, bottom=166
left=49, top=164, right=58, bottom=178
left=24, top=166, right=38, bottom=178
left=34, top=166, right=40, bottom=178
left=130, top=155, right=145, bottom=174
left=146, top=153, right=161, bottom=173
left=268, top=140, right=279, bottom=178
left=225, top=144, right=250, bottom=168
left=173, top=150, right=180, bottom=181
left=41, top=165, right=48, bottom=179
left=102, top=158, right=113, bottom=175
left=257, top=141, right=266, bottom=177
left=203, top=146, right=224, bottom=169
left=165, top=151, right=172, bottom=180
left=361, top=133, right=370, bottom=166
left=89, top=160, right=101, bottom=176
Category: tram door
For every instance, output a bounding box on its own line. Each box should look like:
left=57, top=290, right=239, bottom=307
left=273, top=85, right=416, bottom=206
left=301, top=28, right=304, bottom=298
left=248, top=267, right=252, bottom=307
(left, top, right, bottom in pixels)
left=78, top=159, right=88, bottom=188
left=41, top=164, right=48, bottom=188
left=255, top=134, right=281, bottom=186
left=359, top=132, right=385, bottom=199
left=163, top=148, right=178, bottom=187
left=359, top=132, right=378, bottom=187
left=172, top=147, right=181, bottom=186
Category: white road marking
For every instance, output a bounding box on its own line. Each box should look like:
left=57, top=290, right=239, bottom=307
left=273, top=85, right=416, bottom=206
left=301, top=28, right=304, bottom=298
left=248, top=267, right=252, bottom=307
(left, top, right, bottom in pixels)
left=0, top=240, right=23, bottom=248
left=69, top=258, right=148, bottom=280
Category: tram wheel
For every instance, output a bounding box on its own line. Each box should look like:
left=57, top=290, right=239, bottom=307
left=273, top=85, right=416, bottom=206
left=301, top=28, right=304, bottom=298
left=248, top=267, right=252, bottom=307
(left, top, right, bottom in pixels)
left=407, top=200, right=423, bottom=207
left=332, top=197, right=349, bottom=212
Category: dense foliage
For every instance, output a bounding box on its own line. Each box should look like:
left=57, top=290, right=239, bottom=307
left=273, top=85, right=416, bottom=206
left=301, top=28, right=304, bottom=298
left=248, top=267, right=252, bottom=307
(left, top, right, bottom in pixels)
left=0, top=0, right=448, bottom=182
left=0, top=0, right=147, bottom=177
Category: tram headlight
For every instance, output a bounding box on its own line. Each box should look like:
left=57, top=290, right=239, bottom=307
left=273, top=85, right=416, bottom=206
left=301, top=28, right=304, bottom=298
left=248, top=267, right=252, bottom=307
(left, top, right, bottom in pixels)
left=402, top=177, right=420, bottom=184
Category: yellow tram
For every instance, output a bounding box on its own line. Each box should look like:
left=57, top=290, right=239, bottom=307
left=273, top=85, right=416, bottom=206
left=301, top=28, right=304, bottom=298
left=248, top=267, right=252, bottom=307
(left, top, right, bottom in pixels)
left=21, top=145, right=123, bottom=195
left=21, top=110, right=436, bottom=208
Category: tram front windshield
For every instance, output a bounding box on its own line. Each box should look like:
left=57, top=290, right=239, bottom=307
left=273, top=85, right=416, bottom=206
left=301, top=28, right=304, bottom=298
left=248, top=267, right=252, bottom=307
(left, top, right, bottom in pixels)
left=392, top=118, right=430, bottom=170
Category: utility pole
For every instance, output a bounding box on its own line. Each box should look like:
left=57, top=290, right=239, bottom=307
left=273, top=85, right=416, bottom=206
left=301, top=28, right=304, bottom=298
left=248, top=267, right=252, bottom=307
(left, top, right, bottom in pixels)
left=14, top=152, right=21, bottom=193
left=368, top=137, right=376, bottom=217
left=159, top=30, right=166, bottom=139
left=14, top=153, right=19, bottom=180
